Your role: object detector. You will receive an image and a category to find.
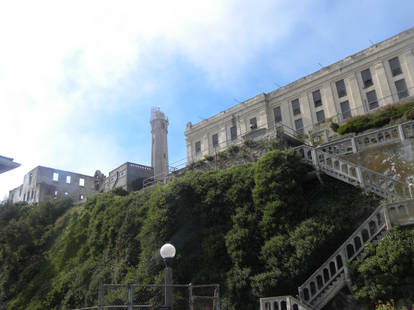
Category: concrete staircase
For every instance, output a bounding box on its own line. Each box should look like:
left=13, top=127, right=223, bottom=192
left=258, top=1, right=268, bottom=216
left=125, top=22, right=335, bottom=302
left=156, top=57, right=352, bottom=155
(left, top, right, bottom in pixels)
left=261, top=199, right=414, bottom=310
left=260, top=130, right=414, bottom=309
left=294, top=144, right=412, bottom=200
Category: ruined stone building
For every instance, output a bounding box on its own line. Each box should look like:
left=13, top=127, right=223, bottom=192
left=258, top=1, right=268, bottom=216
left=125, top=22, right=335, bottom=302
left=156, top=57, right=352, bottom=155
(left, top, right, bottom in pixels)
left=185, top=27, right=414, bottom=163
left=8, top=166, right=97, bottom=204
left=8, top=108, right=169, bottom=204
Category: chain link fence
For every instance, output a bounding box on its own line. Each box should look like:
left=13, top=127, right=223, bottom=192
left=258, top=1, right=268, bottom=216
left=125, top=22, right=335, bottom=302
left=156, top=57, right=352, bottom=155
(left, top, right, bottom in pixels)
left=73, top=283, right=220, bottom=310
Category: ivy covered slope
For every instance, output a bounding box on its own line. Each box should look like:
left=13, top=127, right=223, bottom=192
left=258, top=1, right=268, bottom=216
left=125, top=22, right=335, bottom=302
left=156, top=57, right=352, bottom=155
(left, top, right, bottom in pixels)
left=1, top=149, right=401, bottom=310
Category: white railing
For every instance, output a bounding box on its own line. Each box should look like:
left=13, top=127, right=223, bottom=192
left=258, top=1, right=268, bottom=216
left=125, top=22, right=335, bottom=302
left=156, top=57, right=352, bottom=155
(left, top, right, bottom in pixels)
left=260, top=296, right=313, bottom=310
left=293, top=145, right=411, bottom=200
left=315, top=120, right=414, bottom=155
left=298, top=205, right=387, bottom=308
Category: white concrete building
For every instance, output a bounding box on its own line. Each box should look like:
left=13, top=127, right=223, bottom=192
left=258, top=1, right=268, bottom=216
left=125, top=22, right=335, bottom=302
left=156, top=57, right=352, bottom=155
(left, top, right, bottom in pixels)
left=0, top=156, right=20, bottom=174
left=185, top=27, right=414, bottom=163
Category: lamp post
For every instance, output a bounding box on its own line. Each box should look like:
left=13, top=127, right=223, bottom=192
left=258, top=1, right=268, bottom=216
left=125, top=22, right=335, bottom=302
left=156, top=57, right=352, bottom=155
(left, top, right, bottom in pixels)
left=160, top=243, right=176, bottom=309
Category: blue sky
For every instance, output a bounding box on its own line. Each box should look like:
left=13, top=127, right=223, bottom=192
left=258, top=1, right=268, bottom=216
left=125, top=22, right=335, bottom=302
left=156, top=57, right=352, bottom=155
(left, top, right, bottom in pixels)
left=1, top=0, right=413, bottom=200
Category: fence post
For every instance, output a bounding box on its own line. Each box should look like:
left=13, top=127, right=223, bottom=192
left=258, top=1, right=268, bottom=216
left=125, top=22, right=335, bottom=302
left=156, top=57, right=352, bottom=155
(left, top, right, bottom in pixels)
left=311, top=148, right=319, bottom=169
left=351, top=137, right=358, bottom=153
left=188, top=283, right=193, bottom=310
left=128, top=283, right=133, bottom=310
left=409, top=183, right=414, bottom=199
left=214, top=285, right=220, bottom=310
left=356, top=166, right=365, bottom=189
left=398, top=124, right=406, bottom=141
left=383, top=206, right=392, bottom=230
left=98, top=281, right=103, bottom=310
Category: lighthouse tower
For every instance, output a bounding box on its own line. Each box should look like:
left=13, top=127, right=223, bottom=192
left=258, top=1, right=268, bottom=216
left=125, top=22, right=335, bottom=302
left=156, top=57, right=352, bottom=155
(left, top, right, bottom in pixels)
left=150, top=107, right=169, bottom=180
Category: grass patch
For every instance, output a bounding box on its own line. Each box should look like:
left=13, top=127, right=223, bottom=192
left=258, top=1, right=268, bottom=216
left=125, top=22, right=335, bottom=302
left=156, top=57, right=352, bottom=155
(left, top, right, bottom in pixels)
left=337, top=101, right=414, bottom=135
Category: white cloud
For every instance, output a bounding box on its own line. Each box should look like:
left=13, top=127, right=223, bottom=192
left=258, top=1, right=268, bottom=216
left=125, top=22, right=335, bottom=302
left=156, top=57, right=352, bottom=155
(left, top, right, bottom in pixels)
left=2, top=0, right=408, bottom=200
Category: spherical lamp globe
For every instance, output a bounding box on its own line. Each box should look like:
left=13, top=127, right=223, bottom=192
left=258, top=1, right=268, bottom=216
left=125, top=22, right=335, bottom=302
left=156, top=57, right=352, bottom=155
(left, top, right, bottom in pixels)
left=160, top=243, right=176, bottom=259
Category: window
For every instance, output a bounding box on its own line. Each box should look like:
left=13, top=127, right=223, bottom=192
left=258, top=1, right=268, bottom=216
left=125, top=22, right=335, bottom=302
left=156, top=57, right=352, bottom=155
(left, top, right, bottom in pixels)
left=366, top=90, right=378, bottom=110
left=31, top=189, right=34, bottom=199
left=54, top=191, right=58, bottom=197
left=335, top=80, right=347, bottom=98
left=273, top=106, right=282, bottom=123
left=212, top=133, right=219, bottom=147
left=395, top=79, right=409, bottom=99
left=294, top=118, right=304, bottom=133
left=53, top=172, right=59, bottom=182
left=340, top=101, right=352, bottom=120
left=249, top=117, right=257, bottom=130
left=79, top=178, right=85, bottom=187
left=64, top=192, right=68, bottom=196
left=312, top=90, right=322, bottom=107
left=361, top=69, right=373, bottom=88
left=80, top=194, right=84, bottom=200
left=195, top=141, right=201, bottom=153
left=389, top=57, right=402, bottom=77
left=230, top=126, right=237, bottom=140
left=316, top=110, right=325, bottom=123
left=23, top=193, right=26, bottom=201
left=66, top=175, right=71, bottom=184
left=29, top=173, right=33, bottom=185
left=291, top=99, right=301, bottom=115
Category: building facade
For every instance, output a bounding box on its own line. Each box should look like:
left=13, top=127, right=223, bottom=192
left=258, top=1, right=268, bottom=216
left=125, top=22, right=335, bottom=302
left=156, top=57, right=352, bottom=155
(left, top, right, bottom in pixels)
left=185, top=27, right=414, bottom=162
left=8, top=166, right=97, bottom=204
left=9, top=162, right=154, bottom=204
left=0, top=155, right=20, bottom=174
left=103, top=162, right=153, bottom=192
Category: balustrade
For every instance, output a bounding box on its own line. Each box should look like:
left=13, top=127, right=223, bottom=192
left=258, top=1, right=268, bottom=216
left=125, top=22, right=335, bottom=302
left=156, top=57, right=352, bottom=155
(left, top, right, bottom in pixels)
left=294, top=144, right=411, bottom=200
left=298, top=206, right=387, bottom=307
left=402, top=122, right=414, bottom=138
left=260, top=296, right=311, bottom=310
left=314, top=120, right=414, bottom=155
left=387, top=199, right=414, bottom=226
left=317, top=138, right=353, bottom=155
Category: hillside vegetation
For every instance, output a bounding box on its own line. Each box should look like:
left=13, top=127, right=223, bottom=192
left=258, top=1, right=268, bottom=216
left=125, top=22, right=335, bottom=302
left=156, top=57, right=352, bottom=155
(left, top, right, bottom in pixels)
left=336, top=101, right=414, bottom=135
left=2, top=150, right=412, bottom=310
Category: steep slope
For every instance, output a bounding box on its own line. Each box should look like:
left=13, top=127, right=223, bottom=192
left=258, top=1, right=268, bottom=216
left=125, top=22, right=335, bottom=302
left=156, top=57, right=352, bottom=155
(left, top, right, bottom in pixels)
left=0, top=150, right=381, bottom=310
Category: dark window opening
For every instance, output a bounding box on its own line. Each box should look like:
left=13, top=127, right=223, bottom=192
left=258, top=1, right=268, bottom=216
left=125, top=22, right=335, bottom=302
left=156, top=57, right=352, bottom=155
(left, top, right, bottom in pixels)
left=335, top=79, right=347, bottom=98
left=312, top=90, right=322, bottom=107
left=316, top=110, right=325, bottom=123
left=389, top=57, right=402, bottom=76
left=361, top=69, right=373, bottom=88
left=395, top=79, right=409, bottom=99
left=249, top=117, right=257, bottom=130
left=195, top=141, right=201, bottom=153
left=230, top=126, right=237, bottom=140
left=295, top=118, right=304, bottom=133
left=340, top=100, right=351, bottom=120
left=212, top=133, right=219, bottom=147
left=273, top=106, right=282, bottom=123
left=292, top=99, right=301, bottom=115
left=366, top=90, right=378, bottom=110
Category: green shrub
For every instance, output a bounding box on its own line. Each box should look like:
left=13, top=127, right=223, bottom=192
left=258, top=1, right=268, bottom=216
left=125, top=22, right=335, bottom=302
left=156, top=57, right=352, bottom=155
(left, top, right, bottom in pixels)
left=337, top=102, right=414, bottom=135
left=243, top=139, right=257, bottom=148
left=226, top=144, right=240, bottom=156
